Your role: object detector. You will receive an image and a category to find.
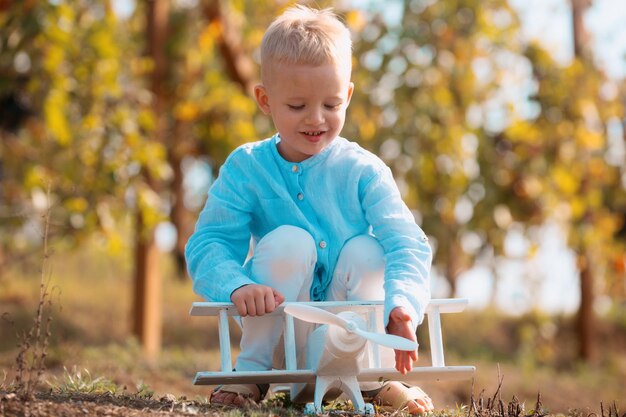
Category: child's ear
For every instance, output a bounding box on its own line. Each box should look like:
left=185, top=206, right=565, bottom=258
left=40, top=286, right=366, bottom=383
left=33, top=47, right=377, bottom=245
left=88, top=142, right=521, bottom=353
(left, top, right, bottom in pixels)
left=346, top=82, right=355, bottom=105
left=254, top=84, right=271, bottom=115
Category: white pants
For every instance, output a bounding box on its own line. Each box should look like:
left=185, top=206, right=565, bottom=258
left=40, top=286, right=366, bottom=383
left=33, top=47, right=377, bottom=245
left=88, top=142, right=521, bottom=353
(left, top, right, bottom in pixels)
left=235, top=225, right=393, bottom=382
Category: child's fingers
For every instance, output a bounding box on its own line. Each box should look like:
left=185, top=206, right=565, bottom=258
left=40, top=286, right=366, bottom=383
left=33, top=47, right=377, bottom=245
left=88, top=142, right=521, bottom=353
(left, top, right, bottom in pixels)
left=233, top=301, right=248, bottom=316
left=252, top=287, right=274, bottom=316
left=395, top=351, right=404, bottom=374
left=273, top=289, right=285, bottom=305
left=388, top=307, right=419, bottom=373
left=246, top=296, right=257, bottom=316
left=264, top=290, right=276, bottom=313
left=395, top=351, right=413, bottom=374
left=231, top=290, right=249, bottom=316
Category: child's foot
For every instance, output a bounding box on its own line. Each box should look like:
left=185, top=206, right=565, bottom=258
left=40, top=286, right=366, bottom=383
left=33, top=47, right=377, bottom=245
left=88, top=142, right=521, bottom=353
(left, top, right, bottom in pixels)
left=363, top=381, right=434, bottom=414
left=209, top=383, right=268, bottom=407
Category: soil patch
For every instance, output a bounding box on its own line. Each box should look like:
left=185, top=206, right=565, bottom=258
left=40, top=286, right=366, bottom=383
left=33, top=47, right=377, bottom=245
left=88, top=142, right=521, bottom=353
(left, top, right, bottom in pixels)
left=0, top=391, right=219, bottom=417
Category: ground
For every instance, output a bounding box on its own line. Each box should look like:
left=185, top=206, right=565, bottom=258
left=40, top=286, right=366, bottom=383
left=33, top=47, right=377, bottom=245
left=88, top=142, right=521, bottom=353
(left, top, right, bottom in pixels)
left=0, top=388, right=535, bottom=417
left=1, top=244, right=625, bottom=416
left=1, top=391, right=215, bottom=417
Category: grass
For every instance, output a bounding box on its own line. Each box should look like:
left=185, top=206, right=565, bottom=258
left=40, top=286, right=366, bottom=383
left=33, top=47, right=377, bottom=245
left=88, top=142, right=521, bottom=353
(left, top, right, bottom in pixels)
left=48, top=366, right=121, bottom=395
left=1, top=237, right=626, bottom=414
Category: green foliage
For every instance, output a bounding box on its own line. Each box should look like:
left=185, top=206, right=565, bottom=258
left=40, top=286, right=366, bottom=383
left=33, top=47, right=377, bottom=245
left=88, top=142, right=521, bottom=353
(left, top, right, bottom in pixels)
left=134, top=380, right=155, bottom=399
left=0, top=0, right=283, bottom=261
left=344, top=0, right=626, bottom=310
left=498, top=41, right=625, bottom=300
left=346, top=0, right=528, bottom=291
left=1, top=0, right=625, bottom=336
left=1, top=1, right=161, bottom=257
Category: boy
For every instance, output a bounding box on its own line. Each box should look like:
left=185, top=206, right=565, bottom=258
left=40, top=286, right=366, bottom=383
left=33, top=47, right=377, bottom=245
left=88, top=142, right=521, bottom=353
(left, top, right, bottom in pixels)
left=185, top=5, right=433, bottom=414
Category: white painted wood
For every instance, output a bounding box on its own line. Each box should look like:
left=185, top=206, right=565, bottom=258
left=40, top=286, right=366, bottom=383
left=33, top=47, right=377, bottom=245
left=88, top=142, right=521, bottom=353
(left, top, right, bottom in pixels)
left=218, top=309, right=231, bottom=372
left=426, top=298, right=469, bottom=314
left=357, top=366, right=475, bottom=382
left=190, top=301, right=383, bottom=317
left=284, top=314, right=297, bottom=370
left=194, top=369, right=316, bottom=385
left=189, top=298, right=469, bottom=317
left=193, top=366, right=476, bottom=385
left=367, top=309, right=381, bottom=368
left=427, top=306, right=445, bottom=367
left=314, top=376, right=364, bottom=413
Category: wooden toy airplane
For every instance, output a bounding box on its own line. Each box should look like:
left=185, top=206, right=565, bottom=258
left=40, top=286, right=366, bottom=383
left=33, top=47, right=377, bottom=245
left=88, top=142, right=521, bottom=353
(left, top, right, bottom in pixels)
left=190, top=299, right=475, bottom=415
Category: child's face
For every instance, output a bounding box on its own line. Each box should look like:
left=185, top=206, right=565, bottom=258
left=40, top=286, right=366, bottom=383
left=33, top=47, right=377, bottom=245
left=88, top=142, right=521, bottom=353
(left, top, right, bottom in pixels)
left=254, top=61, right=354, bottom=162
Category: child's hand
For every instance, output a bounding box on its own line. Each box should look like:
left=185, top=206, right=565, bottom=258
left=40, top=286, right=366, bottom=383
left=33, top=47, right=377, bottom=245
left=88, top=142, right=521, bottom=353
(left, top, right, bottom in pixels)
left=230, top=284, right=285, bottom=317
left=387, top=307, right=418, bottom=374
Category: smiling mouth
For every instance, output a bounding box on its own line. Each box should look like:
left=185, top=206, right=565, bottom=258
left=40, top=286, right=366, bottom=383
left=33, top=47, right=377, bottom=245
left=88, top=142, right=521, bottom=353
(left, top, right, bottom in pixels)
left=302, top=131, right=324, bottom=136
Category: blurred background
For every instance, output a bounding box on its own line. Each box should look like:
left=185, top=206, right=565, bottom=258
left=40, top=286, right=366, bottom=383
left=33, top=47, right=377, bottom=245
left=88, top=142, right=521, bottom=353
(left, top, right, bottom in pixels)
left=1, top=0, right=625, bottom=412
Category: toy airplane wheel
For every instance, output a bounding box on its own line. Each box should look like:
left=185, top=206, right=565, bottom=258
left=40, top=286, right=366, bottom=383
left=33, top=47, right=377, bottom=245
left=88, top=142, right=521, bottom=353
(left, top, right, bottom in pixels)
left=304, top=402, right=322, bottom=415
left=362, top=403, right=375, bottom=415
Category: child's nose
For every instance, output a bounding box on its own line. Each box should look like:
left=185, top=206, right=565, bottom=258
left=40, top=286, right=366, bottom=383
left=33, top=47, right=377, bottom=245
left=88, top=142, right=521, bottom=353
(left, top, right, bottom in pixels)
left=305, top=107, right=324, bottom=125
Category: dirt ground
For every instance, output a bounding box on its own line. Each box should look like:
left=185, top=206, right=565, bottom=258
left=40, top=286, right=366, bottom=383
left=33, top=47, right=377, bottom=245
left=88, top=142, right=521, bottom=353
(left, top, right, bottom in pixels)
left=0, top=389, right=515, bottom=417
left=1, top=391, right=230, bottom=417
left=0, top=383, right=610, bottom=417
left=0, top=389, right=413, bottom=417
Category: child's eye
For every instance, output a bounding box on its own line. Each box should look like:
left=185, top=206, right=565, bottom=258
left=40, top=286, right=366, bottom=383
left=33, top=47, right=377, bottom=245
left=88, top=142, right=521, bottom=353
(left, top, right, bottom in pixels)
left=288, top=104, right=304, bottom=110
left=325, top=103, right=341, bottom=110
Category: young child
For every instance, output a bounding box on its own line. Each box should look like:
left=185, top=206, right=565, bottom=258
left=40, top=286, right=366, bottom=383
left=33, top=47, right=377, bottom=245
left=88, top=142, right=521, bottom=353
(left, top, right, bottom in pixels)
left=185, top=5, right=433, bottom=414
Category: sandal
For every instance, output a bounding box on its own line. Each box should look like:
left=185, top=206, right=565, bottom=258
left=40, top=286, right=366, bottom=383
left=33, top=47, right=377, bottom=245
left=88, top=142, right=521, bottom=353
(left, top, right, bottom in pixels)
left=362, top=381, right=434, bottom=414
left=209, top=382, right=270, bottom=406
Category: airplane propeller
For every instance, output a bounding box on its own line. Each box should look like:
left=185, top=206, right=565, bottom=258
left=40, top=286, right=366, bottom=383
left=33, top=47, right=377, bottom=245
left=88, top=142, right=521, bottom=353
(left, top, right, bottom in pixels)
left=284, top=304, right=417, bottom=352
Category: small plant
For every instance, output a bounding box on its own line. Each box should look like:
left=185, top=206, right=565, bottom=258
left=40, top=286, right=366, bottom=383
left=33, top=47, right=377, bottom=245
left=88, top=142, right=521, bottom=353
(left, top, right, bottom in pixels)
left=47, top=366, right=120, bottom=395
left=262, top=391, right=293, bottom=409
left=11, top=186, right=57, bottom=400
left=600, top=402, right=624, bottom=417
left=135, top=381, right=155, bottom=399
left=467, top=372, right=548, bottom=417
left=0, top=369, right=8, bottom=391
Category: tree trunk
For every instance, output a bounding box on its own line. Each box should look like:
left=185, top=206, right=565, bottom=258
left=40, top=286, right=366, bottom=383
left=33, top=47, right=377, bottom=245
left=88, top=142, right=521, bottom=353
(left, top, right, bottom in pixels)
left=133, top=212, right=162, bottom=359
left=576, top=251, right=594, bottom=361
left=571, top=0, right=595, bottom=363
left=570, top=0, right=592, bottom=58
left=169, top=121, right=195, bottom=278
left=132, top=0, right=169, bottom=360
left=445, top=238, right=462, bottom=297
left=202, top=0, right=257, bottom=95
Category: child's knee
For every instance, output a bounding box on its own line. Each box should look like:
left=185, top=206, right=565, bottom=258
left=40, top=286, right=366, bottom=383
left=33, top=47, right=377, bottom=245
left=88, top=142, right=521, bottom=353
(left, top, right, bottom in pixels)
left=329, top=234, right=384, bottom=301
left=249, top=226, right=317, bottom=288
left=260, top=225, right=317, bottom=261
left=339, top=234, right=384, bottom=271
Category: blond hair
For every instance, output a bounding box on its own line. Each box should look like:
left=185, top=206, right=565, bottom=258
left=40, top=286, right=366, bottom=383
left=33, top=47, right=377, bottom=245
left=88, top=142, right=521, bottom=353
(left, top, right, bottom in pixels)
left=260, top=5, right=352, bottom=80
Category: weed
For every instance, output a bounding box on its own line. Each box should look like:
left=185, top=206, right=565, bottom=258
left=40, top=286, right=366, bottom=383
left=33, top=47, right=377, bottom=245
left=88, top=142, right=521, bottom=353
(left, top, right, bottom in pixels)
left=47, top=366, right=121, bottom=395
left=263, top=391, right=294, bottom=409
left=135, top=380, right=155, bottom=399
left=467, top=370, right=548, bottom=417
left=600, top=402, right=625, bottom=417
left=0, top=369, right=8, bottom=391
left=10, top=186, right=57, bottom=400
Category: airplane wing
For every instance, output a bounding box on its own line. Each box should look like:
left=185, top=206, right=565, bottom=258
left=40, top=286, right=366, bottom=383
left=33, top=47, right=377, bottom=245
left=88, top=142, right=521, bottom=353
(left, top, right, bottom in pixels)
left=357, top=366, right=475, bottom=383
left=193, top=366, right=474, bottom=386
left=193, top=370, right=317, bottom=385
